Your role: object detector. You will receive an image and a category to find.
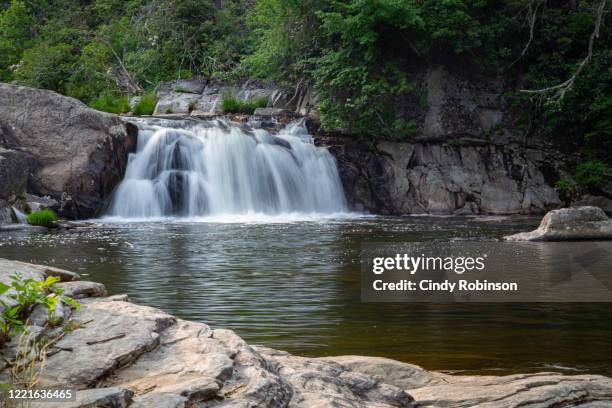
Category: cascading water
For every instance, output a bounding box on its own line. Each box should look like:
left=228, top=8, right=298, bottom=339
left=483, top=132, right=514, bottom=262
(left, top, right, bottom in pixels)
left=107, top=118, right=348, bottom=218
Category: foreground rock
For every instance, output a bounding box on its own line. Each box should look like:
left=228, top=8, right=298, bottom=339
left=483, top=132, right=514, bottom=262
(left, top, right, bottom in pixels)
left=0, top=83, right=137, bottom=219
left=2, top=259, right=612, bottom=407
left=505, top=206, right=612, bottom=241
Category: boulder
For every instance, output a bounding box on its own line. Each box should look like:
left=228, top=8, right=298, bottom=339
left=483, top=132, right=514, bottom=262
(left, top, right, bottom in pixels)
left=0, top=84, right=137, bottom=218
left=156, top=77, right=207, bottom=95
left=574, top=194, right=612, bottom=215
left=0, top=147, right=30, bottom=200
left=505, top=206, right=612, bottom=241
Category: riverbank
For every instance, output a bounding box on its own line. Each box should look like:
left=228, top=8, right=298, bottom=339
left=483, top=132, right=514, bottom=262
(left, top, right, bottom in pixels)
left=1, top=258, right=611, bottom=407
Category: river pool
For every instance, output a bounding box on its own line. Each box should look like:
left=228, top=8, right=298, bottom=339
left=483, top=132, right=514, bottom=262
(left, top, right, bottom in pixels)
left=1, top=215, right=611, bottom=376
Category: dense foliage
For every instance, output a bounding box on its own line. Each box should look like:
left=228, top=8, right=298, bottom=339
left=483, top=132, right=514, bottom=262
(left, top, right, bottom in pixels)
left=0, top=0, right=610, bottom=165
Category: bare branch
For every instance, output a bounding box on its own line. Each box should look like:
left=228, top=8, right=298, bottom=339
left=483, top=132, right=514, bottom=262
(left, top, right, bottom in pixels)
left=520, top=0, right=607, bottom=101
left=511, top=0, right=546, bottom=66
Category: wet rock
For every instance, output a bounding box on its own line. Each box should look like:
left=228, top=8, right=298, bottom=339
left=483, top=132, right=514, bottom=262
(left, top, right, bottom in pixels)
left=505, top=206, right=612, bottom=241
left=254, top=107, right=293, bottom=116
left=56, top=281, right=108, bottom=298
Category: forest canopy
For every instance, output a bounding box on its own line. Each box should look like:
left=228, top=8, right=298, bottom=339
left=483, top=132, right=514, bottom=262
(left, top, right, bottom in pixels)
left=0, top=0, right=610, bottom=162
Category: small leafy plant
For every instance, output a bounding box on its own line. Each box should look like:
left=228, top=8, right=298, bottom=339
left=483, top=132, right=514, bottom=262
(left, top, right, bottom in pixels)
left=220, top=92, right=268, bottom=114
left=133, top=92, right=158, bottom=116
left=26, top=209, right=56, bottom=227
left=0, top=273, right=80, bottom=339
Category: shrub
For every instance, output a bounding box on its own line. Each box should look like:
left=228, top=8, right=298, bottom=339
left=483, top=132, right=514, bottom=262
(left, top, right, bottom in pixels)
left=554, top=179, right=576, bottom=192
left=89, top=92, right=130, bottom=114
left=220, top=92, right=268, bottom=114
left=574, top=160, right=609, bottom=190
left=133, top=92, right=158, bottom=116
left=0, top=273, right=80, bottom=339
left=26, top=209, right=56, bottom=227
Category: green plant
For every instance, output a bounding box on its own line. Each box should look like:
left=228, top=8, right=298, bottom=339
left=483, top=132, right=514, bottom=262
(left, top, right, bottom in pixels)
left=0, top=273, right=80, bottom=339
left=220, top=92, right=268, bottom=114
left=555, top=179, right=577, bottom=192
left=26, top=209, right=56, bottom=227
left=89, top=92, right=130, bottom=114
left=133, top=92, right=158, bottom=116
left=574, top=160, right=609, bottom=190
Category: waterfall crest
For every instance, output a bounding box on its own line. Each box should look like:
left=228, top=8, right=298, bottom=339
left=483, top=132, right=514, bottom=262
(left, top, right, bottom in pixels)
left=107, top=118, right=347, bottom=218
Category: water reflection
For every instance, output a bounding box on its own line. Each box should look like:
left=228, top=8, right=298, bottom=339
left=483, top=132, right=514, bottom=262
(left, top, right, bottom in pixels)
left=1, top=216, right=611, bottom=375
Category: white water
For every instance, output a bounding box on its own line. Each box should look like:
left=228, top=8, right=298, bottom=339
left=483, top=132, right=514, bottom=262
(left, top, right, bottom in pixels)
left=107, top=118, right=349, bottom=219
left=12, top=207, right=28, bottom=224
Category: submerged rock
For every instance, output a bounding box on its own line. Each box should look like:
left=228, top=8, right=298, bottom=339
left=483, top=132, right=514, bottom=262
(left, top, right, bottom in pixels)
left=505, top=206, right=612, bottom=241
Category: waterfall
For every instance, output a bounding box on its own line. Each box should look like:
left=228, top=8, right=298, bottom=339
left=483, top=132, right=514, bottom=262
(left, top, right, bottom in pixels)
left=12, top=207, right=28, bottom=224
left=107, top=118, right=348, bottom=219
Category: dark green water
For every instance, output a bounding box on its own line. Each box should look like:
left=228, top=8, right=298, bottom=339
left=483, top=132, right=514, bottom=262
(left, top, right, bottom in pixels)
left=1, top=215, right=611, bottom=375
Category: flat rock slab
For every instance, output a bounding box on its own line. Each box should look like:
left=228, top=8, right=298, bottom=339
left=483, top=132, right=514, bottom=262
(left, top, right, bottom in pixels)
left=32, top=387, right=133, bottom=408
left=506, top=206, right=612, bottom=241
left=40, top=300, right=175, bottom=388
left=409, top=372, right=612, bottom=407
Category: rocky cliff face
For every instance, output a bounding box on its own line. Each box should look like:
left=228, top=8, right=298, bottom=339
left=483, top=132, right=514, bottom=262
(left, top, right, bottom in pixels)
left=327, top=137, right=563, bottom=215
left=0, top=84, right=137, bottom=219
left=317, top=66, right=566, bottom=215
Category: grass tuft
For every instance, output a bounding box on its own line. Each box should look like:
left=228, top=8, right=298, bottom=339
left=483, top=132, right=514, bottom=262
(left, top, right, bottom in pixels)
left=26, top=209, right=57, bottom=227
left=133, top=93, right=158, bottom=116
left=220, top=92, right=268, bottom=114
left=89, top=92, right=130, bottom=114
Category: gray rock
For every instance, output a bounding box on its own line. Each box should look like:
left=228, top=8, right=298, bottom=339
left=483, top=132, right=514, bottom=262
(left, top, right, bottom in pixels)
left=31, top=387, right=134, bottom=408
left=0, top=84, right=137, bottom=218
left=56, top=281, right=108, bottom=298
left=5, top=259, right=612, bottom=408
left=0, top=223, right=48, bottom=232
left=39, top=300, right=175, bottom=388
left=505, top=206, right=612, bottom=241
left=156, top=77, right=207, bottom=94
left=574, top=194, right=612, bottom=215
left=322, top=355, right=448, bottom=390
left=0, top=148, right=30, bottom=200
left=409, top=372, right=612, bottom=408
left=254, top=107, right=293, bottom=116
left=153, top=92, right=201, bottom=115
left=329, top=137, right=561, bottom=215
left=131, top=392, right=188, bottom=408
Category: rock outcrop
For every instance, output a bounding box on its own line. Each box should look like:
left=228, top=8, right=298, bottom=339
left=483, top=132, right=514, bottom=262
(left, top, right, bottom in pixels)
left=326, top=137, right=562, bottom=215
left=2, top=258, right=612, bottom=407
left=0, top=84, right=137, bottom=219
left=151, top=78, right=317, bottom=117
left=312, top=65, right=567, bottom=215
left=505, top=206, right=612, bottom=241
